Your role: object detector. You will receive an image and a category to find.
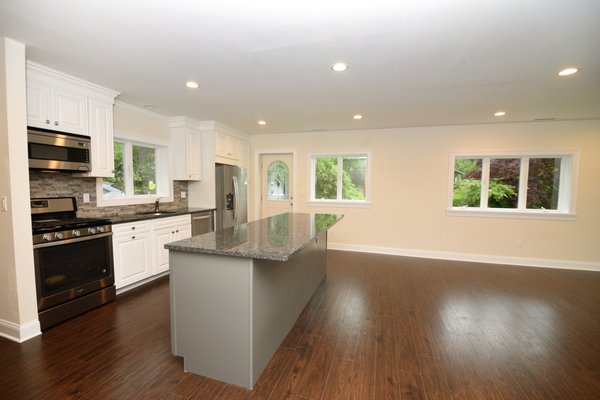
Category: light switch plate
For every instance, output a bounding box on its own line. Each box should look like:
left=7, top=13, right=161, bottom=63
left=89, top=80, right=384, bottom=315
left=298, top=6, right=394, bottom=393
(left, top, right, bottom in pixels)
left=0, top=196, right=7, bottom=212
left=181, top=191, right=187, bottom=199
left=83, top=193, right=90, bottom=203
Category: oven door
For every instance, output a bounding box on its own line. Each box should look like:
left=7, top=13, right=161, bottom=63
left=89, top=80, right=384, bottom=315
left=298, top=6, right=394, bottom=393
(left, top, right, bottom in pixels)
left=33, top=232, right=114, bottom=311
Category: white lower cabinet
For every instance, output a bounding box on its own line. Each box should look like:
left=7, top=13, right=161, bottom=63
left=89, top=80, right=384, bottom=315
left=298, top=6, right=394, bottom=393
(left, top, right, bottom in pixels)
left=112, top=221, right=152, bottom=289
left=151, top=215, right=192, bottom=274
left=113, top=215, right=191, bottom=290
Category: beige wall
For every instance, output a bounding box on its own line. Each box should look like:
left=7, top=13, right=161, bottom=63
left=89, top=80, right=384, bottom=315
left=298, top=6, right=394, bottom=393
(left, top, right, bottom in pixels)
left=0, top=38, right=39, bottom=340
left=113, top=102, right=170, bottom=140
left=251, top=120, right=600, bottom=267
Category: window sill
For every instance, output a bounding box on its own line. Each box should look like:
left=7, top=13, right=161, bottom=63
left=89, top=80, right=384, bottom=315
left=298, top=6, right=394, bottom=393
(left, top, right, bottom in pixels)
left=446, top=208, right=576, bottom=221
left=307, top=200, right=372, bottom=209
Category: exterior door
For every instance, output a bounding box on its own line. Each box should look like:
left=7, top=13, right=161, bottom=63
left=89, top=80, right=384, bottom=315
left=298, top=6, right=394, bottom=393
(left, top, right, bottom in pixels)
left=261, top=154, right=293, bottom=218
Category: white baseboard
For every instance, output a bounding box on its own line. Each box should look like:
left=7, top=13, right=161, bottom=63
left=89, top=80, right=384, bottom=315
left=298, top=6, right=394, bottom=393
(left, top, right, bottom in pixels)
left=0, top=318, right=42, bottom=343
left=328, top=242, right=600, bottom=272
left=116, top=271, right=169, bottom=296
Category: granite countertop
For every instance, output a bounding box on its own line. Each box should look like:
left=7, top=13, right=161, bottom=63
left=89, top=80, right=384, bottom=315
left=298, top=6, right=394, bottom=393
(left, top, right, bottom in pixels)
left=165, top=212, right=343, bottom=261
left=108, top=207, right=215, bottom=224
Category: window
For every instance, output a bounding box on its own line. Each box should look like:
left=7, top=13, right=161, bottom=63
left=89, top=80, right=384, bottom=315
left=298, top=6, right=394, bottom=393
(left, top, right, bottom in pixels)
left=98, top=137, right=171, bottom=206
left=448, top=152, right=577, bottom=219
left=310, top=153, right=370, bottom=205
left=267, top=161, right=289, bottom=201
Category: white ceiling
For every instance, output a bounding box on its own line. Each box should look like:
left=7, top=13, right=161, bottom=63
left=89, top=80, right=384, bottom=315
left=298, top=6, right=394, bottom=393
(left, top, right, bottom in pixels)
left=1, top=0, right=599, bottom=134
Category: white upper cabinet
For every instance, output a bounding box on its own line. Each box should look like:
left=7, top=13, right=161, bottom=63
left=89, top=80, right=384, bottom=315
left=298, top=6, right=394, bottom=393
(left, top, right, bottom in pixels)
left=87, top=98, right=115, bottom=177
left=171, top=118, right=202, bottom=181
left=26, top=61, right=119, bottom=177
left=216, top=132, right=239, bottom=160
left=27, top=78, right=88, bottom=134
left=215, top=130, right=249, bottom=167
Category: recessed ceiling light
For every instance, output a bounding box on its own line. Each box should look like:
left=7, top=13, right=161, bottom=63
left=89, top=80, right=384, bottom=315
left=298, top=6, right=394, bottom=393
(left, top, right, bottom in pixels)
left=258, top=120, right=267, bottom=125
left=331, top=62, right=348, bottom=72
left=186, top=81, right=199, bottom=89
left=494, top=111, right=507, bottom=117
left=353, top=114, right=363, bottom=120
left=558, top=67, right=578, bottom=76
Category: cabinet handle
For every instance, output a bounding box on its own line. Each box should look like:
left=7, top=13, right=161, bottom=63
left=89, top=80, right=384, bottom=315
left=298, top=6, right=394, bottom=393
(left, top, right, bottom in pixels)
left=131, top=236, right=136, bottom=239
left=54, top=121, right=58, bottom=126
left=131, top=227, right=135, bottom=230
left=45, top=119, right=50, bottom=124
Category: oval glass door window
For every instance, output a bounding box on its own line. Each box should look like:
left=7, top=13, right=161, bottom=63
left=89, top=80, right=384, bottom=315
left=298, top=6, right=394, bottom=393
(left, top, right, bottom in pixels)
left=267, top=161, right=289, bottom=200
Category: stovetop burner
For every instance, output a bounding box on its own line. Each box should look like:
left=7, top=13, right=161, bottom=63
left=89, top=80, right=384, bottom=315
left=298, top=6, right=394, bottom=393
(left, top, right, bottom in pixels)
left=31, top=197, right=112, bottom=240
left=32, top=217, right=112, bottom=234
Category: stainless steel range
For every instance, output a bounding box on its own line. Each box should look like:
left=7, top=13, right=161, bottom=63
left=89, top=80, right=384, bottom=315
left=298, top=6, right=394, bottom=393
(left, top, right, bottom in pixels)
left=31, top=197, right=116, bottom=329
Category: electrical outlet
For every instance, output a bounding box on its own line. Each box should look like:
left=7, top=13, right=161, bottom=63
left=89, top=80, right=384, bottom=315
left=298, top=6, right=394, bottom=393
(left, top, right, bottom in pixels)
left=83, top=193, right=90, bottom=203
left=181, top=191, right=187, bottom=199
left=516, top=238, right=524, bottom=248
left=0, top=196, right=7, bottom=212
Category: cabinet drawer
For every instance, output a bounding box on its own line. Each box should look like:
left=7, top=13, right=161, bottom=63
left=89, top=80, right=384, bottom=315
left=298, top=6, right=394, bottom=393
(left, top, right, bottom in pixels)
left=113, top=221, right=151, bottom=234
left=151, top=214, right=191, bottom=230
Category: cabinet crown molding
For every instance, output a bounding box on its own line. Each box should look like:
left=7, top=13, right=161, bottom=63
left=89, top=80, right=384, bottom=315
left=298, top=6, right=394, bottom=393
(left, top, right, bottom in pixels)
left=26, top=60, right=120, bottom=99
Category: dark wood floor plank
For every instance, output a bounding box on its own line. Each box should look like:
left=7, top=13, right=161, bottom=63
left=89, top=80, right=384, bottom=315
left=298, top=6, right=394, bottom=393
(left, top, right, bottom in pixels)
left=215, top=384, right=249, bottom=400
left=374, top=316, right=400, bottom=400
left=189, top=377, right=227, bottom=400
left=0, top=252, right=599, bottom=400
left=320, top=358, right=354, bottom=400
left=267, top=333, right=319, bottom=400
left=170, top=373, right=209, bottom=397
left=348, top=324, right=376, bottom=400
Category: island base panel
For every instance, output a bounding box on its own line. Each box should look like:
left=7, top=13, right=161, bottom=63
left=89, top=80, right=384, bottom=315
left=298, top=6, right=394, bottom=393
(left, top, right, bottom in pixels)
left=169, top=233, right=327, bottom=389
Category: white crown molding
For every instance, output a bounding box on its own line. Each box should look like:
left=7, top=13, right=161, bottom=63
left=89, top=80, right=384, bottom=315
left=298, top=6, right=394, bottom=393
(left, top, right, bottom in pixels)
left=0, top=318, right=42, bottom=343
left=26, top=60, right=120, bottom=98
left=114, top=100, right=171, bottom=122
left=169, top=116, right=216, bottom=131
left=215, top=121, right=251, bottom=139
left=328, top=242, right=600, bottom=272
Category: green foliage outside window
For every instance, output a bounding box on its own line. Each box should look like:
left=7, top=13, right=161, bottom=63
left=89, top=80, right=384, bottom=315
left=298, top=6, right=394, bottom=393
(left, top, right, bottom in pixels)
left=314, top=156, right=366, bottom=201
left=453, top=157, right=561, bottom=210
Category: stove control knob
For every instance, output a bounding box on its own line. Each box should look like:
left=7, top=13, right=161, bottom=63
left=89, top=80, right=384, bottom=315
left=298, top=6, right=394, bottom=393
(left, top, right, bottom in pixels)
left=55, top=232, right=64, bottom=240
left=42, top=234, right=52, bottom=242
left=88, top=227, right=97, bottom=234
left=97, top=226, right=105, bottom=233
left=72, top=230, right=81, bottom=237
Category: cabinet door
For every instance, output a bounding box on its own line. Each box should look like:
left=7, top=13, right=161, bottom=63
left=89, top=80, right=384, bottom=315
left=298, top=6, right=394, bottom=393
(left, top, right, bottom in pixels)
left=186, top=129, right=202, bottom=180
left=113, top=231, right=151, bottom=288
left=152, top=227, right=173, bottom=275
left=26, top=80, right=50, bottom=128
left=50, top=88, right=88, bottom=134
left=228, top=136, right=240, bottom=160
left=87, top=98, right=115, bottom=177
left=215, top=132, right=229, bottom=158
left=175, top=223, right=192, bottom=241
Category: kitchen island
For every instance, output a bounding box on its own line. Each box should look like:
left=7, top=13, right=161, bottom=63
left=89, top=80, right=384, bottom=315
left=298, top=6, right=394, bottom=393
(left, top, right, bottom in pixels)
left=165, top=212, right=342, bottom=389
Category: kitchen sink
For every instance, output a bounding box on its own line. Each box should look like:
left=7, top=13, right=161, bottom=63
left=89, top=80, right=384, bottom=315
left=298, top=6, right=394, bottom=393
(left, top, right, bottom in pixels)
left=136, top=211, right=178, bottom=216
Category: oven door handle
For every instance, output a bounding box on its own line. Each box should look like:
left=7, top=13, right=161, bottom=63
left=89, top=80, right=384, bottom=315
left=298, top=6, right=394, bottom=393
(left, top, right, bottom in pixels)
left=33, top=232, right=113, bottom=249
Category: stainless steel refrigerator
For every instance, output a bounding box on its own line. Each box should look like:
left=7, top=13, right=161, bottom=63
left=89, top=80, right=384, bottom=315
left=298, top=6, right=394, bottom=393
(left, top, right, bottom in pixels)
left=215, top=164, right=248, bottom=230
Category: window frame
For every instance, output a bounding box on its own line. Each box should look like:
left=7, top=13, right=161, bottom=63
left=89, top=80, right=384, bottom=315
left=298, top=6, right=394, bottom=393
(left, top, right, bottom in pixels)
left=446, top=151, right=579, bottom=220
left=308, top=151, right=372, bottom=208
left=96, top=132, right=173, bottom=207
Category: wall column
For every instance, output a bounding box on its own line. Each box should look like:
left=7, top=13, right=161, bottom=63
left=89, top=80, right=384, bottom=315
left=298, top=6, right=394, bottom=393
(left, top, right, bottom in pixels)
left=0, top=37, right=40, bottom=342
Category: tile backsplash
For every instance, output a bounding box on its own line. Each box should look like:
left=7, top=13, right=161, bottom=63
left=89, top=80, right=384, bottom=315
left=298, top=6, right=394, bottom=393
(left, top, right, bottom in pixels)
left=29, top=170, right=188, bottom=217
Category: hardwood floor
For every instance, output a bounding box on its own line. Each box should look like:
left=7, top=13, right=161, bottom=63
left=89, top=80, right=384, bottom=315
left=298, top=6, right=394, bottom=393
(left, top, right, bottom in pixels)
left=1, top=250, right=599, bottom=399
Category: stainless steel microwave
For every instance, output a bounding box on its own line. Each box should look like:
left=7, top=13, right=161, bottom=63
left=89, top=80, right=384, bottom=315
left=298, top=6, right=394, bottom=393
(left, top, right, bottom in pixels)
left=28, top=127, right=91, bottom=172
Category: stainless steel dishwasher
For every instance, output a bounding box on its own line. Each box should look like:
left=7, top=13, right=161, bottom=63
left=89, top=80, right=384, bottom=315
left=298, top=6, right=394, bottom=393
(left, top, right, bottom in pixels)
left=191, top=210, right=215, bottom=236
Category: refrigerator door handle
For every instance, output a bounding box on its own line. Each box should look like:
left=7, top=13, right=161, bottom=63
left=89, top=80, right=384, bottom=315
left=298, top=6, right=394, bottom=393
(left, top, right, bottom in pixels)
left=232, top=175, right=239, bottom=224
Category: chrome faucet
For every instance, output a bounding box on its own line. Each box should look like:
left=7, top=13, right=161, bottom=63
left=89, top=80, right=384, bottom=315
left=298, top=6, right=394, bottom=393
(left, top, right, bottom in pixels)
left=154, top=197, right=163, bottom=213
